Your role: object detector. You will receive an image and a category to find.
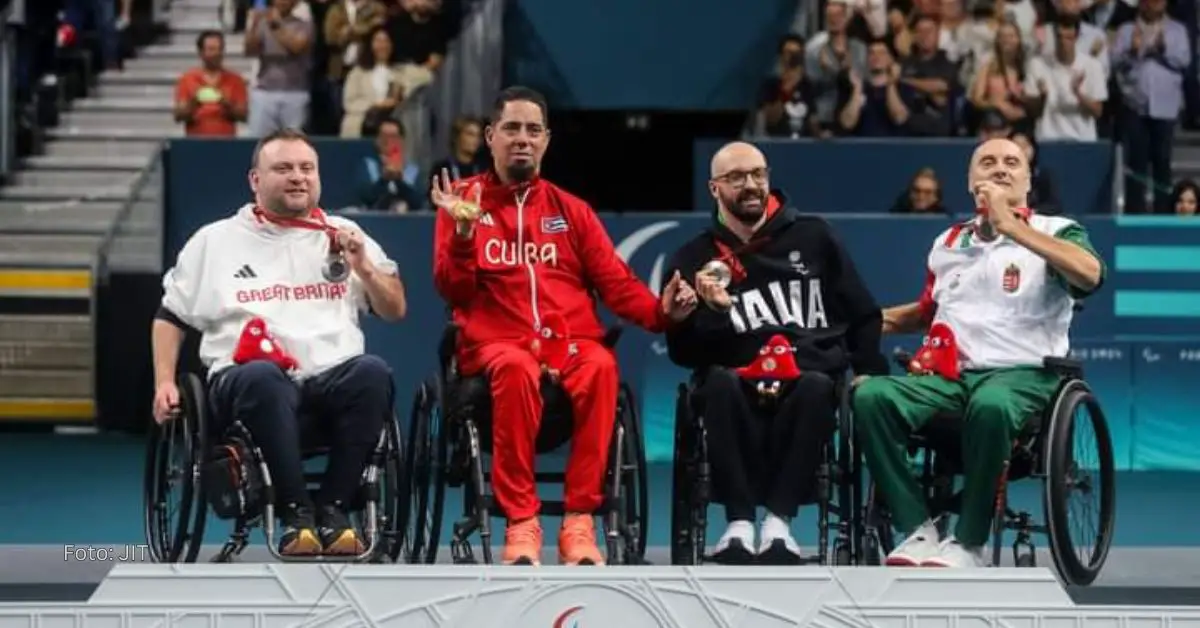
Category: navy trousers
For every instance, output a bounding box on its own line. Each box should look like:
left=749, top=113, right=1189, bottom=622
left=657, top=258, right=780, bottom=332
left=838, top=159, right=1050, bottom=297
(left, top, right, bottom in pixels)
left=208, top=355, right=392, bottom=508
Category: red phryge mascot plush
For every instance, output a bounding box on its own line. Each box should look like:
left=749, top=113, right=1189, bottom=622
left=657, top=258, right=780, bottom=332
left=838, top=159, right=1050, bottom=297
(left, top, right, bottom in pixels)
left=233, top=317, right=299, bottom=372
left=737, top=334, right=801, bottom=396
left=529, top=311, right=576, bottom=380
left=908, top=321, right=960, bottom=380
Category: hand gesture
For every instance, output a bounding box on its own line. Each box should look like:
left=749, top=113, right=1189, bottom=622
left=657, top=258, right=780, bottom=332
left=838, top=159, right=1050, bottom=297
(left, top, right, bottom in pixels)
left=336, top=228, right=369, bottom=272
left=1071, top=72, right=1085, bottom=94
left=1089, top=37, right=1104, bottom=57
left=430, top=168, right=482, bottom=226
left=152, top=381, right=180, bottom=424
left=660, top=270, right=698, bottom=322
left=695, top=269, right=733, bottom=311
left=973, top=180, right=1018, bottom=234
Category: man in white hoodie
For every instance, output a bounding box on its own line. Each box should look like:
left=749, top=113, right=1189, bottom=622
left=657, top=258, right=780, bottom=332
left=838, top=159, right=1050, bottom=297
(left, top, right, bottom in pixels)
left=150, top=128, right=408, bottom=557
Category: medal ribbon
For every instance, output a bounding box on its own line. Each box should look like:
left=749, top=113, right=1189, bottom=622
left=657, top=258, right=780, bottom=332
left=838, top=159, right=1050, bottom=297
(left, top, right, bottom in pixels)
left=710, top=236, right=769, bottom=285
left=252, top=206, right=343, bottom=254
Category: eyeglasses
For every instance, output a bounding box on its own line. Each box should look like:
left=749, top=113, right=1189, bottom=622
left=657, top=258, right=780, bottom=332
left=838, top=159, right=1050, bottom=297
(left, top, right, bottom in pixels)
left=911, top=186, right=938, bottom=196
left=713, top=167, right=770, bottom=188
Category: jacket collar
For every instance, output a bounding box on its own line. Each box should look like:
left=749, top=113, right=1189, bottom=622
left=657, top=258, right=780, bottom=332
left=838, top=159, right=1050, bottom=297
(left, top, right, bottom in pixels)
left=710, top=189, right=796, bottom=247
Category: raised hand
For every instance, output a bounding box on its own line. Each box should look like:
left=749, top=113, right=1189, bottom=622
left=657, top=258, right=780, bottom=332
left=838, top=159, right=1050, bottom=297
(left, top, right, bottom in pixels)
left=660, top=270, right=698, bottom=322
left=430, top=168, right=483, bottom=228
left=695, top=269, right=733, bottom=312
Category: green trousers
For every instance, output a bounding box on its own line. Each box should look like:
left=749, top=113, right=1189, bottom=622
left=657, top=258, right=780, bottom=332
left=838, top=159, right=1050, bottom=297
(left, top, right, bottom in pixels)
left=852, top=368, right=1061, bottom=546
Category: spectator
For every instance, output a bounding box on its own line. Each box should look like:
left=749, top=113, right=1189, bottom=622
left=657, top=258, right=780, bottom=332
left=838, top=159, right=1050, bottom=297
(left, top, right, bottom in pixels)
left=428, top=116, right=487, bottom=186
left=758, top=35, right=821, bottom=138
left=978, top=107, right=1014, bottom=138
left=837, top=39, right=917, bottom=136
left=386, top=0, right=450, bottom=94
left=340, top=27, right=411, bottom=137
left=805, top=0, right=868, bottom=136
left=1170, top=179, right=1199, bottom=215
left=63, top=0, right=120, bottom=70
left=358, top=118, right=424, bottom=212
left=1024, top=18, right=1107, bottom=140
left=1034, top=0, right=1110, bottom=75
left=968, top=20, right=1034, bottom=134
left=887, top=6, right=915, bottom=60
left=1113, top=0, right=1190, bottom=213
left=890, top=167, right=948, bottom=213
left=998, top=0, right=1039, bottom=43
left=173, top=30, right=249, bottom=137
left=843, top=0, right=889, bottom=42
left=323, top=0, right=389, bottom=130
left=938, top=0, right=973, bottom=63
left=901, top=14, right=961, bottom=136
left=244, top=0, right=315, bottom=137
left=1011, top=130, right=1063, bottom=214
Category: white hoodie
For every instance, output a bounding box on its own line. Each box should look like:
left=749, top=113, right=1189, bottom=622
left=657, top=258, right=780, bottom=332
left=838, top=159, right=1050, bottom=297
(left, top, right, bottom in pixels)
left=161, top=204, right=398, bottom=380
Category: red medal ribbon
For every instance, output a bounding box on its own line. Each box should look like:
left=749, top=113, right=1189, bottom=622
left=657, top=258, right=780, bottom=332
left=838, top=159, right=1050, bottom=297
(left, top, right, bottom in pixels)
left=710, top=237, right=769, bottom=285
left=252, top=206, right=342, bottom=253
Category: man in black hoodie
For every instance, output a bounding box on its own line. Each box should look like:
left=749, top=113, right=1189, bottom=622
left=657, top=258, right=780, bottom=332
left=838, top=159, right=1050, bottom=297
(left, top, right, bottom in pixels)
left=665, top=141, right=888, bottom=565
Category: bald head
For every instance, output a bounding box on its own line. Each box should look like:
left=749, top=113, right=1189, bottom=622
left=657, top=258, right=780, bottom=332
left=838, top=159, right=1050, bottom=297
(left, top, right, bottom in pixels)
left=969, top=137, right=1031, bottom=208
left=708, top=141, right=771, bottom=228
left=710, top=141, right=766, bottom=178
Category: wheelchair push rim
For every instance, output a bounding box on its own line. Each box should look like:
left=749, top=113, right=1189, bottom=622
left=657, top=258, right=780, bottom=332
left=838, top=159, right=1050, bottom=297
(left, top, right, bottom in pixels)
left=613, top=381, right=649, bottom=564
left=406, top=378, right=447, bottom=564
left=670, top=383, right=706, bottom=566
left=143, top=373, right=209, bottom=563
left=1044, top=381, right=1116, bottom=587
left=372, top=410, right=408, bottom=563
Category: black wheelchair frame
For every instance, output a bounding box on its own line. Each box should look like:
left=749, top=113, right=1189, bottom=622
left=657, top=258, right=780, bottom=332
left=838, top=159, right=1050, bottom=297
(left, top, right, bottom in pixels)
left=670, top=371, right=859, bottom=566
left=405, top=323, right=650, bottom=565
left=142, top=371, right=408, bottom=564
left=851, top=352, right=1117, bottom=586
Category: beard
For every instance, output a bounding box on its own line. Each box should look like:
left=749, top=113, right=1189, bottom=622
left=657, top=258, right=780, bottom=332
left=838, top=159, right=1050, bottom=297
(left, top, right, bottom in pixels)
left=721, top=188, right=768, bottom=226
left=505, top=160, right=537, bottom=183
left=265, top=192, right=311, bottom=217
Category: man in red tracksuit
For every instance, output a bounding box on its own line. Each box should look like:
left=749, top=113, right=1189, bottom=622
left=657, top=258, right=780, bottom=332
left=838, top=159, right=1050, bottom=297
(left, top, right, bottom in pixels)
left=431, top=86, right=695, bottom=566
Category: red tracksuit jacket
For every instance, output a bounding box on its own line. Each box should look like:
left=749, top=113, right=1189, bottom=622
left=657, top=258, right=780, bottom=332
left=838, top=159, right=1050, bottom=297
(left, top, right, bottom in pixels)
left=433, top=172, right=668, bottom=355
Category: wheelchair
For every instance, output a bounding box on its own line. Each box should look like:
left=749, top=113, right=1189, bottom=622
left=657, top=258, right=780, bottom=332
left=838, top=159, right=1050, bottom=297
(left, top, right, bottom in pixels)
left=851, top=350, right=1117, bottom=586
left=143, top=370, right=408, bottom=564
left=670, top=370, right=860, bottom=566
left=405, top=323, right=650, bottom=565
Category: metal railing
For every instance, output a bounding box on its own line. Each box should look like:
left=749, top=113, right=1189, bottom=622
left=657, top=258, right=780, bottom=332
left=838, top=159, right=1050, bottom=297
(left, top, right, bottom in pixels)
left=0, top=1, right=18, bottom=180
left=92, top=142, right=166, bottom=286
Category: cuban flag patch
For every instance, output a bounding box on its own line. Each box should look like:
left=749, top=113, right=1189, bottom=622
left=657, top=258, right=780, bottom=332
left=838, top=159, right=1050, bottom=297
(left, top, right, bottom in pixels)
left=541, top=215, right=568, bottom=234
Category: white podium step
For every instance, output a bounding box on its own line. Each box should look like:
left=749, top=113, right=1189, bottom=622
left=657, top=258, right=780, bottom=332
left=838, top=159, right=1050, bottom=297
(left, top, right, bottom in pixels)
left=0, top=565, right=1198, bottom=627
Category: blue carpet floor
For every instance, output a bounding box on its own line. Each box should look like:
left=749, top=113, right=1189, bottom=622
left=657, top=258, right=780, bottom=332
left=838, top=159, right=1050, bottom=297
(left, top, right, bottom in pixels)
left=1, top=432, right=1196, bottom=547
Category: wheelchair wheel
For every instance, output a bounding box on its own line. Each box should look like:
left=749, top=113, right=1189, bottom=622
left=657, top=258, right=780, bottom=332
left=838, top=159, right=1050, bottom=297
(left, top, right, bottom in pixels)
left=1044, top=380, right=1116, bottom=587
left=375, top=412, right=407, bottom=563
left=614, top=382, right=649, bottom=564
left=406, top=378, right=447, bottom=564
left=670, top=384, right=706, bottom=565
left=142, top=373, right=208, bottom=563
left=835, top=390, right=860, bottom=563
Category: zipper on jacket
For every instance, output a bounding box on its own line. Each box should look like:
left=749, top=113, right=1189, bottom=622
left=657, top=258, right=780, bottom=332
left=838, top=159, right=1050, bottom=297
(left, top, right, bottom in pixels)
left=515, top=187, right=541, bottom=331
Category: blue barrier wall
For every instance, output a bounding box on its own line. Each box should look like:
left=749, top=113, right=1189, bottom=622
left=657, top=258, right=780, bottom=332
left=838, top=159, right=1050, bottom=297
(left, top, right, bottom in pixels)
left=502, top=0, right=796, bottom=109
left=693, top=139, right=1117, bottom=215
left=165, top=141, right=1200, bottom=471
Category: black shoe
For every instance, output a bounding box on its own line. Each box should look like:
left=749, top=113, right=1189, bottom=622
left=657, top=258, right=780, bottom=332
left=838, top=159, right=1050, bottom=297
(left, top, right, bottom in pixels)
left=756, top=539, right=803, bottom=565
left=278, top=502, right=321, bottom=556
left=710, top=538, right=755, bottom=565
left=318, top=502, right=365, bottom=556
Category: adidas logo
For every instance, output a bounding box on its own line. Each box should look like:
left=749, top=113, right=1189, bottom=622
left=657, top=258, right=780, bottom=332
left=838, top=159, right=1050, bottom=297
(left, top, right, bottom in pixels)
left=480, top=212, right=494, bottom=226
left=234, top=264, right=257, bottom=279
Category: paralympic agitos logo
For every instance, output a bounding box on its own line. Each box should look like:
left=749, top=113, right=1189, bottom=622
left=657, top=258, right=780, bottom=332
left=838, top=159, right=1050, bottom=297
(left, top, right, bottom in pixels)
left=614, top=220, right=681, bottom=296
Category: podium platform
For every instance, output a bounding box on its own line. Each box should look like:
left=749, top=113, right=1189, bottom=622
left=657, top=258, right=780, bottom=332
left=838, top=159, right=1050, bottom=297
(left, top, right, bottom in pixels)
left=0, top=566, right=1198, bottom=627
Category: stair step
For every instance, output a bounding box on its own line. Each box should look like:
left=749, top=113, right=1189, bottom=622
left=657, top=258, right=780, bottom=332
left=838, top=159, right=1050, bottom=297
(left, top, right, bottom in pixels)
left=42, top=139, right=163, bottom=158
left=0, top=398, right=94, bottom=422
left=22, top=154, right=151, bottom=171
left=0, top=202, right=124, bottom=235
left=0, top=314, right=93, bottom=343
left=0, top=341, right=92, bottom=369
left=73, top=98, right=173, bottom=113
left=126, top=56, right=254, bottom=74
left=167, top=31, right=245, bottom=48
left=0, top=234, right=103, bottom=268
left=46, top=126, right=183, bottom=141
left=63, top=110, right=182, bottom=131
left=0, top=369, right=92, bottom=398
left=99, top=69, right=185, bottom=86
left=12, top=169, right=143, bottom=189
left=99, top=83, right=177, bottom=100
left=0, top=185, right=137, bottom=202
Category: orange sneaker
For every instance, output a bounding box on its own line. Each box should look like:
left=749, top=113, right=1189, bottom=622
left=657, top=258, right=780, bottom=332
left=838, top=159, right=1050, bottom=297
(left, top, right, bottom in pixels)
left=559, top=513, right=605, bottom=565
left=502, top=517, right=543, bottom=565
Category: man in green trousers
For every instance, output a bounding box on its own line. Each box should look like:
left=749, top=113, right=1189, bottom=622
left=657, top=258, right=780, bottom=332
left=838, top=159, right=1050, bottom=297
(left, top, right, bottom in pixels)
left=853, top=137, right=1106, bottom=568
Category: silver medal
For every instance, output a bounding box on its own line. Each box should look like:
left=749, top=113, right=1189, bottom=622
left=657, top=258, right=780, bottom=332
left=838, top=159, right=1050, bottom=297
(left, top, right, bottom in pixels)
left=323, top=253, right=350, bottom=283
left=701, top=260, right=733, bottom=289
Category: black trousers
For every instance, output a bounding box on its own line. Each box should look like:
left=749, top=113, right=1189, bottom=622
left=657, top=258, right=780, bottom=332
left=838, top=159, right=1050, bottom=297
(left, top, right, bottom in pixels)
left=208, top=355, right=392, bottom=508
left=697, top=367, right=837, bottom=523
left=1120, top=107, right=1176, bottom=214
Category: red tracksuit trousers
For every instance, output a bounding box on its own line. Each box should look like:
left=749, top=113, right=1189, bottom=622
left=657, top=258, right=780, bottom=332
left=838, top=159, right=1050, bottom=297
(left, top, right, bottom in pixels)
left=460, top=339, right=619, bottom=521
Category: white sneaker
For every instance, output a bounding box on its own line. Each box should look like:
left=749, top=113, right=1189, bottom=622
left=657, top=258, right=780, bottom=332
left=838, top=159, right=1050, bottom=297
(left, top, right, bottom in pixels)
left=884, top=521, right=941, bottom=566
left=712, top=520, right=755, bottom=564
left=757, top=512, right=802, bottom=565
left=922, top=537, right=988, bottom=568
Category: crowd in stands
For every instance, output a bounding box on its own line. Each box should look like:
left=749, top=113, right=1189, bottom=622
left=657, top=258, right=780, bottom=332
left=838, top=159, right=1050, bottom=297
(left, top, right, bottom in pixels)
left=174, top=0, right=489, bottom=212
left=758, top=0, right=1200, bottom=215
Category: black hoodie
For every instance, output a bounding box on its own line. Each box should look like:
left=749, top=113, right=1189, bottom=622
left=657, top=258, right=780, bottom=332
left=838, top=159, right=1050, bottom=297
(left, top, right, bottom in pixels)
left=664, top=190, right=889, bottom=377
